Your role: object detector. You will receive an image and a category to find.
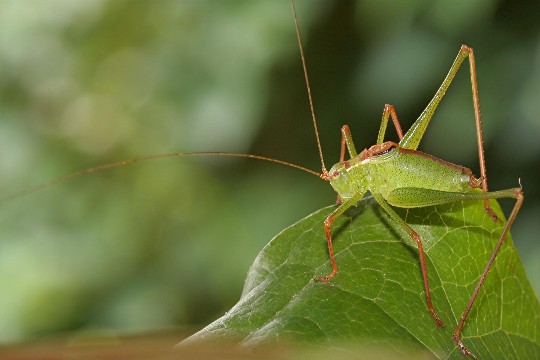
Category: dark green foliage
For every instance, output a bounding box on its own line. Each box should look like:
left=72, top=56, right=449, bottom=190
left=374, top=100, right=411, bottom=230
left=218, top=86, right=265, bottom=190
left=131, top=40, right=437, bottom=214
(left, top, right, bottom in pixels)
left=184, top=198, right=540, bottom=359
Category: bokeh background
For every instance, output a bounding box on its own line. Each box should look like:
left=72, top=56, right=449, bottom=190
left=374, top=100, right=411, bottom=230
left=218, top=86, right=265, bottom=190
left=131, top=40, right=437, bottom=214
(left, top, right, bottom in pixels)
left=0, top=0, right=538, bottom=344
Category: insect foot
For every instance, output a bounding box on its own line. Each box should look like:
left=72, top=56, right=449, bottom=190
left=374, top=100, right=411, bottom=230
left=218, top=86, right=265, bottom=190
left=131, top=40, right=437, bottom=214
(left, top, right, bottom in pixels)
left=452, top=335, right=477, bottom=360
left=432, top=313, right=445, bottom=328
left=314, top=268, right=338, bottom=283
left=426, top=301, right=445, bottom=328
left=314, top=275, right=332, bottom=283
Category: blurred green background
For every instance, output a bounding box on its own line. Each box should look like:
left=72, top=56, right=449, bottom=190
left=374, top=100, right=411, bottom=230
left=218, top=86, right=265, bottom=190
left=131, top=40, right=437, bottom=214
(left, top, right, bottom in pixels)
left=0, top=0, right=538, bottom=344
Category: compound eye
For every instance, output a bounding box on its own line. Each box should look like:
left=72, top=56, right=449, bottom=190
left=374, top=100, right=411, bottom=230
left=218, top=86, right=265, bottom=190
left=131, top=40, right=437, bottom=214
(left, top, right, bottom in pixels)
left=332, top=171, right=340, bottom=178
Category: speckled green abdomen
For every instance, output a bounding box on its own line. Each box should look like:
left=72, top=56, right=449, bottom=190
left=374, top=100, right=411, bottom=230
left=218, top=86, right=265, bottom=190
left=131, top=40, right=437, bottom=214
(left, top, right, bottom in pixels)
left=367, top=148, right=474, bottom=201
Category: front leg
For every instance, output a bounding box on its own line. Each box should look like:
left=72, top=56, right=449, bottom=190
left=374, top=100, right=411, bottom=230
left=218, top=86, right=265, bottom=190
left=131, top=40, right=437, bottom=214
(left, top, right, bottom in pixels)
left=318, top=194, right=363, bottom=282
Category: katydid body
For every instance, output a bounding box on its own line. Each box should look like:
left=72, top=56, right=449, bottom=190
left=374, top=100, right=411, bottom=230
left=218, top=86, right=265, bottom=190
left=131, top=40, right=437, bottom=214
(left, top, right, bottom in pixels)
left=329, top=146, right=481, bottom=205
left=313, top=44, right=524, bottom=359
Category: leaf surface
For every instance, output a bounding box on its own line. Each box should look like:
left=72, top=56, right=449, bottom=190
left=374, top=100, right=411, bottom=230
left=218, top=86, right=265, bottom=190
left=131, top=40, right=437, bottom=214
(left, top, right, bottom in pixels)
left=183, top=197, right=540, bottom=359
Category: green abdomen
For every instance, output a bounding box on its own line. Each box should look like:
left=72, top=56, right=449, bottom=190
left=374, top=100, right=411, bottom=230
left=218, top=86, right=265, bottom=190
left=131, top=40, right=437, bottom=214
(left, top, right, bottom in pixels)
left=367, top=149, right=472, bottom=197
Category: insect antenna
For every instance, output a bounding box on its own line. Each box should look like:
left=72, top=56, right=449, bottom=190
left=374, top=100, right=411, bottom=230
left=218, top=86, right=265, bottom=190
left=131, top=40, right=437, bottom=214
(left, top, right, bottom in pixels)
left=291, top=0, right=328, bottom=177
left=0, top=151, right=324, bottom=203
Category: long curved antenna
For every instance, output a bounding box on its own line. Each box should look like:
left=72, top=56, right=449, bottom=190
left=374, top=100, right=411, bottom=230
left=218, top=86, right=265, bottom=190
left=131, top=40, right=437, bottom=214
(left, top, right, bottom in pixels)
left=291, top=0, right=327, bottom=175
left=0, top=152, right=323, bottom=203
left=2, top=3, right=329, bottom=203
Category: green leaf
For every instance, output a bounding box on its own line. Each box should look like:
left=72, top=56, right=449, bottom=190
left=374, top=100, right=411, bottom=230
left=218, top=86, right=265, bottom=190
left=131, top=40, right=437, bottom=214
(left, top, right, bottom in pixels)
left=182, top=197, right=540, bottom=359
